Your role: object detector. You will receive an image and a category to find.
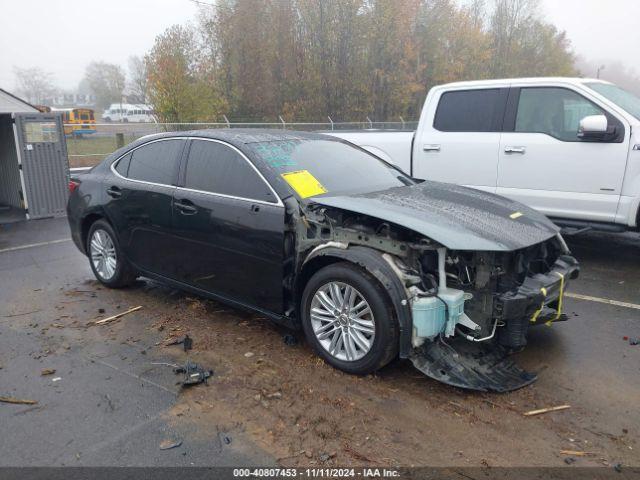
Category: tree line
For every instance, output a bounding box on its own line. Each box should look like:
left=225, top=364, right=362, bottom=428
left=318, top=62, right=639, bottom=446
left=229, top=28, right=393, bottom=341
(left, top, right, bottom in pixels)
left=143, top=0, right=577, bottom=123
left=13, top=0, right=580, bottom=122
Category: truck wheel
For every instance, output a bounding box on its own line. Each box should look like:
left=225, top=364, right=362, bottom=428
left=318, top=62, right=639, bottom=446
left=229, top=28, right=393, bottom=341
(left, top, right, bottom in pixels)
left=301, top=262, right=398, bottom=375
left=86, top=219, right=137, bottom=288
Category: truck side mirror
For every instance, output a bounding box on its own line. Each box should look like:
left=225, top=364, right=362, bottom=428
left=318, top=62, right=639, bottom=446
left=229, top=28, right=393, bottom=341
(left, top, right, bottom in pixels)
left=577, top=114, right=609, bottom=140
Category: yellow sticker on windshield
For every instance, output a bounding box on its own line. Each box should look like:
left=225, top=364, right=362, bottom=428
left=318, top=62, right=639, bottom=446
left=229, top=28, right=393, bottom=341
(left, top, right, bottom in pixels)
left=281, top=170, right=327, bottom=198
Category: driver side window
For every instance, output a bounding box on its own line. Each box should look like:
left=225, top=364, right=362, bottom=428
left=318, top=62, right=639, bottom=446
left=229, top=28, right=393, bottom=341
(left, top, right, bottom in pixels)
left=515, top=87, right=604, bottom=142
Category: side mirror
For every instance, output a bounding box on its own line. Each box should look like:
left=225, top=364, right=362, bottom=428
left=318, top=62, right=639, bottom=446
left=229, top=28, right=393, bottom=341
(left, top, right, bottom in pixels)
left=577, top=114, right=608, bottom=140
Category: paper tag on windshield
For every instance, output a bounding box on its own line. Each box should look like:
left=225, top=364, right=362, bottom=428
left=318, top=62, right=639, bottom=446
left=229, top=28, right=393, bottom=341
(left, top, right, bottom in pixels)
left=281, top=170, right=327, bottom=198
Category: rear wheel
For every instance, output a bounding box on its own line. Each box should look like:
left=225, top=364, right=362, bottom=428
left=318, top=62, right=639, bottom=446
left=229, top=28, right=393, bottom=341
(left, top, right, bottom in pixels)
left=87, top=219, right=137, bottom=288
left=301, top=262, right=398, bottom=375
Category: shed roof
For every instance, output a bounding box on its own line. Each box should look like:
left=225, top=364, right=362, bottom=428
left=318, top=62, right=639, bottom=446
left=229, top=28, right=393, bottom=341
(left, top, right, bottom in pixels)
left=0, top=88, right=39, bottom=114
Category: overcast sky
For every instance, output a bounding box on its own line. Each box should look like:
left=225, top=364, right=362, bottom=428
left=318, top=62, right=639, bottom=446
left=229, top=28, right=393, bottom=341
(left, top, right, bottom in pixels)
left=1, top=0, right=639, bottom=91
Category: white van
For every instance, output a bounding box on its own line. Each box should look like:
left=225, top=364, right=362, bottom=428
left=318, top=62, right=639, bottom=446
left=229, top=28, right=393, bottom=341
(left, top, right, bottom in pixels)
left=102, top=104, right=155, bottom=123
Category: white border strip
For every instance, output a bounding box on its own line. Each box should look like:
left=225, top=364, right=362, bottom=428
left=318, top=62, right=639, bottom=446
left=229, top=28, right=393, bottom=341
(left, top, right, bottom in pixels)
left=0, top=238, right=71, bottom=254
left=565, top=292, right=640, bottom=311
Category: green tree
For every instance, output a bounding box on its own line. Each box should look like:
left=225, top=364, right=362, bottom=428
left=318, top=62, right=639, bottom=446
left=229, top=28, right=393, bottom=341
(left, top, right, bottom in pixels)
left=145, top=25, right=227, bottom=123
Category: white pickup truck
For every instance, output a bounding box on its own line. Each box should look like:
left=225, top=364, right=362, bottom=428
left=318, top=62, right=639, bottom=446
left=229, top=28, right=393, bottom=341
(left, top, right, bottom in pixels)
left=327, top=77, right=640, bottom=233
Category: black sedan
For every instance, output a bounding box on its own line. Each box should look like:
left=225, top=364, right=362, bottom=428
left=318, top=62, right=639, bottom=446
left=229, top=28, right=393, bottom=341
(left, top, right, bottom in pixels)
left=68, top=130, right=579, bottom=391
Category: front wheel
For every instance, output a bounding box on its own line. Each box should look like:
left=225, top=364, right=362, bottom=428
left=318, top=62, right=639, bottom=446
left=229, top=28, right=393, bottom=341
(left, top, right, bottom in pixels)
left=301, top=262, right=398, bottom=375
left=86, top=219, right=137, bottom=288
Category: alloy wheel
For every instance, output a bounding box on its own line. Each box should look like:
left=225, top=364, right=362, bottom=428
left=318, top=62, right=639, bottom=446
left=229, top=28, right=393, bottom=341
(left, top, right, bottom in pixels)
left=90, top=229, right=117, bottom=280
left=310, top=281, right=375, bottom=361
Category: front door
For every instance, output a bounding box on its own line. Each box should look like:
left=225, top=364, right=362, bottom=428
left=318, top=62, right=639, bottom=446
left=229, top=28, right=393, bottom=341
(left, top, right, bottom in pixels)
left=103, top=138, right=185, bottom=276
left=497, top=86, right=629, bottom=223
left=412, top=87, right=508, bottom=192
left=172, top=138, right=285, bottom=314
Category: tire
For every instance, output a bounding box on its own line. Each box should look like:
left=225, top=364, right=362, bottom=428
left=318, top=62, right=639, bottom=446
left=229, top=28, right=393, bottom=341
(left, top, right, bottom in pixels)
left=86, top=219, right=137, bottom=288
left=301, top=262, right=399, bottom=375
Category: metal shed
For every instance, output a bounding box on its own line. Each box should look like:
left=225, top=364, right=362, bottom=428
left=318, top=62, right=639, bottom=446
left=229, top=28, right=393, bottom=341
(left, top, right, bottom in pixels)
left=0, top=88, right=69, bottom=223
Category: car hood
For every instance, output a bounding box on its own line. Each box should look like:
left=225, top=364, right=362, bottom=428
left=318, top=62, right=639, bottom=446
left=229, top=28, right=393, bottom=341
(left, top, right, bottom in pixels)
left=309, top=181, right=560, bottom=251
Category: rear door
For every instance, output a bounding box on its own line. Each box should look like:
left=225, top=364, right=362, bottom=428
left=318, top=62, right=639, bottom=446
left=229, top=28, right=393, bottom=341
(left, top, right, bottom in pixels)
left=13, top=113, right=69, bottom=219
left=412, top=87, right=508, bottom=192
left=172, top=138, right=285, bottom=314
left=104, top=138, right=185, bottom=276
left=497, top=86, right=628, bottom=222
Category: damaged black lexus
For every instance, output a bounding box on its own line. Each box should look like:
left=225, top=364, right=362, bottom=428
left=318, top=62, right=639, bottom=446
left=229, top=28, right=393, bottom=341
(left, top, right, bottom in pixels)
left=67, top=130, right=579, bottom=392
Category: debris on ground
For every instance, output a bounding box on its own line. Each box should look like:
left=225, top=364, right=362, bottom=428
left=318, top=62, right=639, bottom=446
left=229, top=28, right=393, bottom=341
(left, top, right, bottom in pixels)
left=343, top=443, right=372, bottom=463
left=628, top=337, right=639, bottom=346
left=40, top=368, right=56, bottom=376
left=244, top=352, right=254, bottom=358
left=560, top=450, right=596, bottom=457
left=173, top=361, right=213, bottom=387
left=523, top=405, right=571, bottom=416
left=164, top=334, right=192, bottom=350
left=564, top=457, right=576, bottom=465
left=94, top=306, right=143, bottom=326
left=0, top=396, right=38, bottom=405
left=218, top=432, right=232, bottom=445
left=283, top=334, right=298, bottom=346
left=52, top=377, right=62, bottom=382
left=159, top=438, right=183, bottom=450
left=319, top=452, right=336, bottom=462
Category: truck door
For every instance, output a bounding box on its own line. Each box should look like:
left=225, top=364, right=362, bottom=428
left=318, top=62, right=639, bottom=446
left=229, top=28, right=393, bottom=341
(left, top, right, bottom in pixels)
left=497, top=86, right=628, bottom=223
left=412, top=87, right=508, bottom=193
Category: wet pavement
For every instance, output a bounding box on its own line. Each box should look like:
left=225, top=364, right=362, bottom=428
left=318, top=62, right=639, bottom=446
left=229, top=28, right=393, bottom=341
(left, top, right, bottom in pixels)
left=0, top=217, right=638, bottom=467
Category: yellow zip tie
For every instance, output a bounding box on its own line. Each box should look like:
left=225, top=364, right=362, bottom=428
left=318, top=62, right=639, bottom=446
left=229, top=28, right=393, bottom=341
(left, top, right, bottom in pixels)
left=530, top=287, right=547, bottom=323
left=547, top=272, right=565, bottom=326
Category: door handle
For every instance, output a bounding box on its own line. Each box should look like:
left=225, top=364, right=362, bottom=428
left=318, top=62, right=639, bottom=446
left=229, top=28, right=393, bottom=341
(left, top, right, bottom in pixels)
left=175, top=200, right=197, bottom=215
left=423, top=144, right=441, bottom=152
left=106, top=186, right=122, bottom=198
left=504, top=146, right=526, bottom=154
left=250, top=204, right=260, bottom=213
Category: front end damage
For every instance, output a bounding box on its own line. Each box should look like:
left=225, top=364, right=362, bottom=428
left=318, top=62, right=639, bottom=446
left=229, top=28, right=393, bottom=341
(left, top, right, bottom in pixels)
left=287, top=196, right=579, bottom=392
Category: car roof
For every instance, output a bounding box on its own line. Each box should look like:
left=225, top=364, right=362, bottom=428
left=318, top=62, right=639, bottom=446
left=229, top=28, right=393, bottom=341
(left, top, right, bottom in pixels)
left=135, top=128, right=332, bottom=149
left=435, top=77, right=612, bottom=89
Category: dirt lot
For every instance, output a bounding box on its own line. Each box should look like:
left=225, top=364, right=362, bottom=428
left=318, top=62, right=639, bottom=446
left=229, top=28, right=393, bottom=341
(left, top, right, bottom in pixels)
left=1, top=218, right=638, bottom=469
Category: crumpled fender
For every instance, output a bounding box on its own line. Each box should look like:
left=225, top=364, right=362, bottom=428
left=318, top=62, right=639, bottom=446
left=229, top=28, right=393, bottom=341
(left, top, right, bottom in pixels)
left=303, top=245, right=413, bottom=358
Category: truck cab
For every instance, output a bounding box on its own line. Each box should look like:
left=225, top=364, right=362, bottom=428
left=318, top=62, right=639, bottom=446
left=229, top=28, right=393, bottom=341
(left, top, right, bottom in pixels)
left=328, top=78, right=640, bottom=232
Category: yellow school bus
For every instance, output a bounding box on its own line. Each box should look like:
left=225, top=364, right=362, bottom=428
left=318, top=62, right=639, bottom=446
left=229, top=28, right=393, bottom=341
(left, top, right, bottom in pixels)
left=55, top=108, right=97, bottom=136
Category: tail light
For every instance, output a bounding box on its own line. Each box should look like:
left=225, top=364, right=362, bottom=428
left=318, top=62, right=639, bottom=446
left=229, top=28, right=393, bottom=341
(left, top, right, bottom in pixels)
left=69, top=179, right=80, bottom=194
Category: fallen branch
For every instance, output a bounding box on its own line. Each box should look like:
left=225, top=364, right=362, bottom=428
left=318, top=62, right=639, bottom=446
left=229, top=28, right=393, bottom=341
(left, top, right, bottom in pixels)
left=94, top=306, right=142, bottom=325
left=0, top=396, right=38, bottom=405
left=523, top=405, right=570, bottom=416
left=560, top=450, right=596, bottom=457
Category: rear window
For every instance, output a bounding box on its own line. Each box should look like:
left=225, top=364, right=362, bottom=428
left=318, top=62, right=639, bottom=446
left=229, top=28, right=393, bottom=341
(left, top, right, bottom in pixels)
left=249, top=139, right=412, bottom=199
left=434, top=88, right=506, bottom=132
left=125, top=139, right=183, bottom=185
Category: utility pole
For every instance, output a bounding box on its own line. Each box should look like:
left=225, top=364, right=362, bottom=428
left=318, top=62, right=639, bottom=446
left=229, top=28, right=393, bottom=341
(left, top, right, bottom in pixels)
left=597, top=65, right=605, bottom=79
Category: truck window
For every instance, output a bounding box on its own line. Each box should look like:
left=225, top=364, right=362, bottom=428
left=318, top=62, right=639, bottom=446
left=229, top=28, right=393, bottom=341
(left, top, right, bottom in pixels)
left=433, top=89, right=506, bottom=132
left=515, top=87, right=603, bottom=142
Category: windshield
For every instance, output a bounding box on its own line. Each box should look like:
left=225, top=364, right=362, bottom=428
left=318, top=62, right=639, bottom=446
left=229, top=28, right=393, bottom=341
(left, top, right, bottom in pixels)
left=250, top=139, right=413, bottom=198
left=586, top=82, right=640, bottom=121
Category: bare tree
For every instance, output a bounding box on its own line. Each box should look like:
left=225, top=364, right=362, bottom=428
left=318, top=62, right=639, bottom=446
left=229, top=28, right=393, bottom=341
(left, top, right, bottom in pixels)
left=13, top=66, right=56, bottom=105
left=84, top=61, right=126, bottom=110
left=128, top=55, right=148, bottom=104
